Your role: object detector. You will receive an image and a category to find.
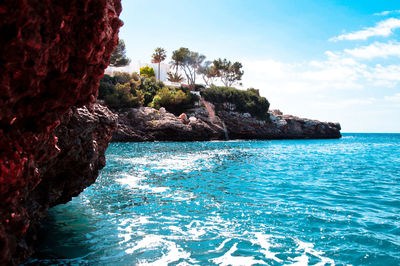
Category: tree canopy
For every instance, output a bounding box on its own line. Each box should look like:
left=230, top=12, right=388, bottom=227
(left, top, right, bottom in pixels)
left=197, top=61, right=220, bottom=87
left=213, top=58, right=244, bottom=87
left=152, top=47, right=167, bottom=81
left=140, top=66, right=155, bottom=78
left=109, top=39, right=130, bottom=67
left=171, top=47, right=205, bottom=88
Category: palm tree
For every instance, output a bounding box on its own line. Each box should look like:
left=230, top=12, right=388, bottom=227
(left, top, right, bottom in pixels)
left=152, top=48, right=167, bottom=81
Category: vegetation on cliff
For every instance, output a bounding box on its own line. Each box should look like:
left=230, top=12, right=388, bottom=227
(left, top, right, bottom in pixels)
left=202, top=87, right=270, bottom=120
left=101, top=46, right=268, bottom=119
left=99, top=72, right=198, bottom=113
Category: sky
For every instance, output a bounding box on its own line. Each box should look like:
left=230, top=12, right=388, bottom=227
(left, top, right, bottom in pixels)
left=118, top=0, right=400, bottom=133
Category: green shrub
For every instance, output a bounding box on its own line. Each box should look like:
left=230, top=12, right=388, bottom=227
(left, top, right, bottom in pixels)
left=105, top=83, right=144, bottom=108
left=140, top=66, right=155, bottom=78
left=150, top=87, right=198, bottom=114
left=138, top=77, right=165, bottom=106
left=201, top=86, right=270, bottom=120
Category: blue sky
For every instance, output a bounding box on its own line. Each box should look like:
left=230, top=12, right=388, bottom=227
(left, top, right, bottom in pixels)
left=119, top=0, right=400, bottom=133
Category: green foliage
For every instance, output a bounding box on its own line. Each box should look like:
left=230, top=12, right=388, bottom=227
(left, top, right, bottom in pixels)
left=167, top=72, right=184, bottom=83
left=110, top=39, right=130, bottom=67
left=213, top=58, right=244, bottom=87
left=152, top=47, right=167, bottom=64
left=201, top=86, right=270, bottom=120
left=98, top=69, right=197, bottom=113
left=197, top=61, right=220, bottom=87
left=138, top=77, right=165, bottom=106
left=99, top=72, right=140, bottom=99
left=150, top=87, right=199, bottom=115
left=152, top=47, right=167, bottom=81
left=171, top=47, right=205, bottom=87
left=99, top=74, right=116, bottom=99
left=140, top=66, right=156, bottom=78
left=105, top=83, right=144, bottom=108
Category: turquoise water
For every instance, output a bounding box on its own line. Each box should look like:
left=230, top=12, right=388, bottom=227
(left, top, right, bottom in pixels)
left=28, top=134, right=400, bottom=265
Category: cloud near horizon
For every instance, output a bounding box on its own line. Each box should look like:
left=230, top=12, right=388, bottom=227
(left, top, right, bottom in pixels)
left=241, top=14, right=400, bottom=132
left=330, top=18, right=400, bottom=41
left=343, top=41, right=400, bottom=59
left=374, top=10, right=400, bottom=16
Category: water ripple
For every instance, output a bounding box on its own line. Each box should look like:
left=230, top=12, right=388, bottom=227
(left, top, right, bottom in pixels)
left=27, top=134, right=400, bottom=265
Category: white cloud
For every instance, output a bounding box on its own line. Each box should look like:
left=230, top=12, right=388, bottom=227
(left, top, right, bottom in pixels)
left=330, top=18, right=400, bottom=41
left=384, top=93, right=400, bottom=102
left=374, top=10, right=400, bottom=16
left=344, top=42, right=400, bottom=59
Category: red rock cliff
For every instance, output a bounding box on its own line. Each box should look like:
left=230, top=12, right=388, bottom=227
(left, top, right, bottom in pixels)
left=0, top=1, right=122, bottom=263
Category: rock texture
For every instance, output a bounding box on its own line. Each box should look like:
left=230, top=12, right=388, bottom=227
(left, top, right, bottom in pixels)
left=0, top=1, right=122, bottom=264
left=26, top=104, right=117, bottom=251
left=112, top=107, right=225, bottom=142
left=112, top=107, right=341, bottom=142
left=219, top=109, right=341, bottom=140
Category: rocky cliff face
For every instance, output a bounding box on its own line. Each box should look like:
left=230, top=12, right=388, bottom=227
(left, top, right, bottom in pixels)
left=219, top=109, right=342, bottom=140
left=112, top=107, right=225, bottom=142
left=26, top=104, right=117, bottom=254
left=112, top=106, right=341, bottom=142
left=0, top=1, right=122, bottom=264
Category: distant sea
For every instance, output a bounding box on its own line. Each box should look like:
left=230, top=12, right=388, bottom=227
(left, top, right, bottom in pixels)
left=27, top=134, right=400, bottom=265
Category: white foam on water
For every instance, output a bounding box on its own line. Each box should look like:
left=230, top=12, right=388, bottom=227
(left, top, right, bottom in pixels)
left=288, top=254, right=309, bottom=265
left=117, top=217, right=153, bottom=245
left=287, top=239, right=335, bottom=266
left=116, top=173, right=169, bottom=193
left=119, top=149, right=230, bottom=175
left=250, top=232, right=283, bottom=263
left=125, top=235, right=191, bottom=265
left=214, top=238, right=231, bottom=252
left=210, top=242, right=267, bottom=266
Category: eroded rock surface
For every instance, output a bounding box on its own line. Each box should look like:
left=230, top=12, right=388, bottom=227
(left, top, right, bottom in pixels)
left=112, top=107, right=225, bottom=142
left=112, top=107, right=341, bottom=142
left=0, top=1, right=122, bottom=263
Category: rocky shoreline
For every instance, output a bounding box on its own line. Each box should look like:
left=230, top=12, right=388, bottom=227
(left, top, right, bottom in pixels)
left=111, top=105, right=341, bottom=142
left=0, top=1, right=341, bottom=264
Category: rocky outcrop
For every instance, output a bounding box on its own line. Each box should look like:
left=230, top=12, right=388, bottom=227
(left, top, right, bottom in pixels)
left=219, top=109, right=341, bottom=140
left=34, top=104, right=117, bottom=207
left=112, top=107, right=225, bottom=142
left=112, top=107, right=341, bottom=142
left=24, top=104, right=117, bottom=253
left=0, top=1, right=122, bottom=264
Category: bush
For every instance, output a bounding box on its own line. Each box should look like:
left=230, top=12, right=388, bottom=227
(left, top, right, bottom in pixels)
left=105, top=82, right=144, bottom=108
left=201, top=86, right=270, bottom=120
left=99, top=72, right=140, bottom=100
left=150, top=87, right=198, bottom=115
left=138, top=77, right=165, bottom=106
left=140, top=66, right=155, bottom=78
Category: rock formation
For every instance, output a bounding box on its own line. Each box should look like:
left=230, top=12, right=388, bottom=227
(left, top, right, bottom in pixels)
left=112, top=107, right=225, bottom=142
left=112, top=106, right=341, bottom=142
left=0, top=1, right=122, bottom=264
left=219, top=109, right=341, bottom=140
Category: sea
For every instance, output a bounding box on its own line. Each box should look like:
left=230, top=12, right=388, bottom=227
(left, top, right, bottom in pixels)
left=27, top=133, right=400, bottom=265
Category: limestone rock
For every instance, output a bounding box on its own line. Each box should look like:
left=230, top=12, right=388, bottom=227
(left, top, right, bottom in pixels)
left=0, top=1, right=122, bottom=263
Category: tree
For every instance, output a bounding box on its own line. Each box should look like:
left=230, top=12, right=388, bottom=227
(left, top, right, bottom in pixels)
left=110, top=39, right=130, bottom=67
left=140, top=66, right=155, bottom=78
left=213, top=58, right=244, bottom=87
left=152, top=47, right=167, bottom=81
left=197, top=61, right=220, bottom=87
left=171, top=47, right=205, bottom=88
left=167, top=72, right=184, bottom=83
